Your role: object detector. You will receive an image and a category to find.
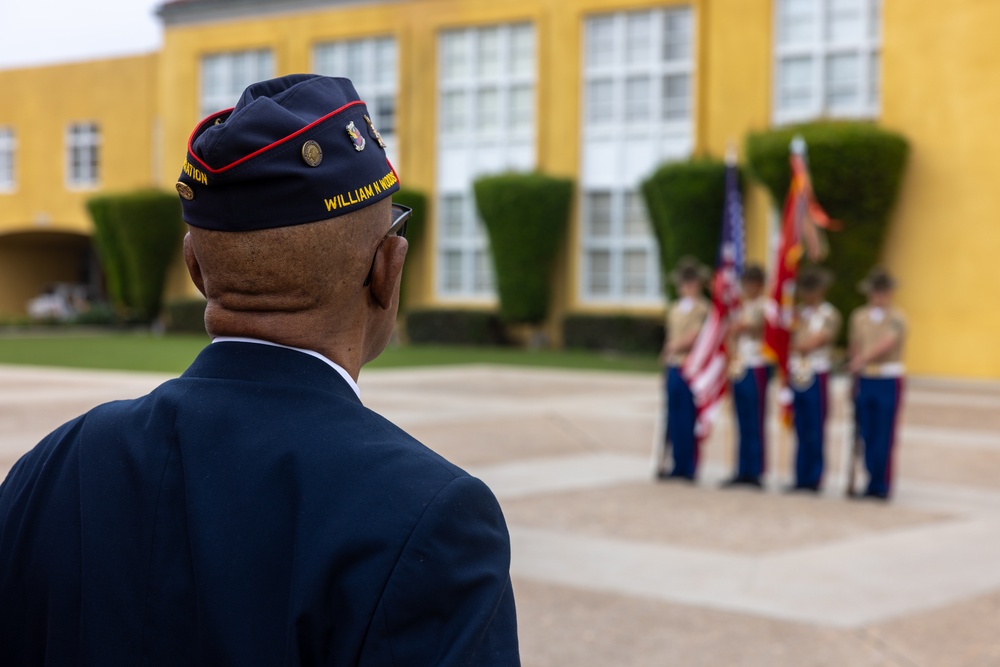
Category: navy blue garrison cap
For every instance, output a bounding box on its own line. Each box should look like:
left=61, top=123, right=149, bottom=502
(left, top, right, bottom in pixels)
left=176, top=74, right=399, bottom=231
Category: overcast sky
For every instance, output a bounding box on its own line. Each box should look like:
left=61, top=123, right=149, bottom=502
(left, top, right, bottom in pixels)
left=0, top=0, right=163, bottom=69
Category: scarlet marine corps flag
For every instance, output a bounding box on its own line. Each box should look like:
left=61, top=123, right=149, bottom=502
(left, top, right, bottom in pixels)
left=763, top=136, right=839, bottom=418
left=682, top=151, right=744, bottom=440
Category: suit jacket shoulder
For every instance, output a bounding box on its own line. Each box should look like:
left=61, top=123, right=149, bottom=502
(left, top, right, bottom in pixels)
left=0, top=342, right=519, bottom=666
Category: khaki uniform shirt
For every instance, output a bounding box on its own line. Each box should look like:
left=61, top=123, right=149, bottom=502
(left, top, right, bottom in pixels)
left=850, top=305, right=907, bottom=377
left=734, top=296, right=767, bottom=368
left=791, top=302, right=841, bottom=374
left=667, top=297, right=709, bottom=366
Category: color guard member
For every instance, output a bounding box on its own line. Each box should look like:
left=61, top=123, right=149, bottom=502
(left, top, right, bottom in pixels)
left=659, top=256, right=710, bottom=481
left=848, top=267, right=906, bottom=500
left=788, top=267, right=841, bottom=492
left=722, top=264, right=771, bottom=488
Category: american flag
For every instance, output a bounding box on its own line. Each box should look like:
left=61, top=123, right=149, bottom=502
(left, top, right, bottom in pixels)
left=682, top=157, right=745, bottom=439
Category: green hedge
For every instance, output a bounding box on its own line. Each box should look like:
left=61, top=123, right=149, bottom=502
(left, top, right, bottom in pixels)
left=391, top=187, right=427, bottom=311
left=406, top=309, right=508, bottom=346
left=163, top=297, right=208, bottom=334
left=474, top=172, right=574, bottom=324
left=87, top=189, right=185, bottom=323
left=641, top=159, right=733, bottom=299
left=562, top=314, right=664, bottom=355
left=746, top=121, right=909, bottom=325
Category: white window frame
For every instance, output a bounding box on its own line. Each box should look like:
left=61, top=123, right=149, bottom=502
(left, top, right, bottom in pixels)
left=772, top=0, right=882, bottom=125
left=579, top=8, right=695, bottom=305
left=313, top=36, right=399, bottom=165
left=66, top=122, right=100, bottom=190
left=0, top=127, right=15, bottom=193
left=199, top=49, right=274, bottom=118
left=435, top=23, right=536, bottom=301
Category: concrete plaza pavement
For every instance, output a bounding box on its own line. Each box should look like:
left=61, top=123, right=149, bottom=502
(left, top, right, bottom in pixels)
left=2, top=361, right=1000, bottom=666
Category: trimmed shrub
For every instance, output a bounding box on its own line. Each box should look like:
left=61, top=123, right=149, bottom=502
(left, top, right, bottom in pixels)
left=391, top=187, right=428, bottom=311
left=474, top=172, right=574, bottom=324
left=406, top=309, right=508, bottom=346
left=72, top=301, right=118, bottom=326
left=163, top=297, right=208, bottom=334
left=86, top=196, right=127, bottom=316
left=641, top=159, right=733, bottom=298
left=563, top=314, right=664, bottom=355
left=746, top=121, right=909, bottom=325
left=87, top=190, right=185, bottom=323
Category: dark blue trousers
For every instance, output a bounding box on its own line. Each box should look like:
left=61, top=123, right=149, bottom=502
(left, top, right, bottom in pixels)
left=792, top=372, right=829, bottom=489
left=732, top=366, right=772, bottom=480
left=666, top=365, right=698, bottom=478
left=856, top=377, right=904, bottom=498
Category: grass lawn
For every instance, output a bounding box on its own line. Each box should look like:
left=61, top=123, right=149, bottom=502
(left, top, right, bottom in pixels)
left=0, top=331, right=661, bottom=375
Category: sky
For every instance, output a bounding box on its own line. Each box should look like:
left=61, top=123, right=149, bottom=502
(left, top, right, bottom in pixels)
left=0, top=0, right=163, bottom=69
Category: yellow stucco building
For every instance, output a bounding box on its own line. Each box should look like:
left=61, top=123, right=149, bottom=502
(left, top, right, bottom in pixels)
left=0, top=0, right=998, bottom=378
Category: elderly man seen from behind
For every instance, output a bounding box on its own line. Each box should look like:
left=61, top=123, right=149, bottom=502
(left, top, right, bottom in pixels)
left=0, top=74, right=519, bottom=666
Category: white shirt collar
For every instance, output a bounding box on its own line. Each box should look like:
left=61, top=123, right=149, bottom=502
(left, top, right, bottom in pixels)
left=211, top=336, right=361, bottom=399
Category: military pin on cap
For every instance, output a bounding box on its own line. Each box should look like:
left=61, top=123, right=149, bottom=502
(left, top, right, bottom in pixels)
left=346, top=121, right=366, bottom=152
left=301, top=140, right=323, bottom=167
left=364, top=115, right=387, bottom=149
left=176, top=182, right=195, bottom=200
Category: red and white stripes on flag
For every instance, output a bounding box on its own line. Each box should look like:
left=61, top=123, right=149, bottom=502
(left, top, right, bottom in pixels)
left=682, top=158, right=745, bottom=440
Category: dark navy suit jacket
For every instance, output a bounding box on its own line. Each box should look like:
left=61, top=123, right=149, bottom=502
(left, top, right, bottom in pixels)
left=0, top=342, right=519, bottom=666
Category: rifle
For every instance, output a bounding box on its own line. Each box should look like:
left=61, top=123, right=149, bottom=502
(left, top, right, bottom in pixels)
left=653, top=366, right=672, bottom=479
left=845, top=376, right=862, bottom=497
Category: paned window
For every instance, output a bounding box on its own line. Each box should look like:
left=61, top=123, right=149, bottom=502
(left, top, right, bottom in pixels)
left=66, top=122, right=100, bottom=188
left=200, top=49, right=274, bottom=117
left=436, top=23, right=536, bottom=299
left=580, top=8, right=694, bottom=304
left=774, top=0, right=881, bottom=124
left=0, top=127, right=15, bottom=192
left=314, top=36, right=397, bottom=162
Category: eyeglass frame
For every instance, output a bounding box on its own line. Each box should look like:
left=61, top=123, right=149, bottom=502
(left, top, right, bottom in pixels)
left=363, top=203, right=412, bottom=287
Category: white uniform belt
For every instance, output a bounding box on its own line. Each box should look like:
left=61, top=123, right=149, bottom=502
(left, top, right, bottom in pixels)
left=862, top=362, right=905, bottom=378
left=810, top=361, right=831, bottom=374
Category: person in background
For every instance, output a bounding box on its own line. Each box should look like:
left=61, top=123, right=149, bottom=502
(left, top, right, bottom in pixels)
left=787, top=266, right=841, bottom=493
left=0, top=74, right=519, bottom=666
left=848, top=267, right=906, bottom=500
left=658, top=256, right=710, bottom=481
left=722, top=263, right=771, bottom=488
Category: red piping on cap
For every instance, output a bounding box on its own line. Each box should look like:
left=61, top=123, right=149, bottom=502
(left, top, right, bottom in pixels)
left=187, top=99, right=368, bottom=175
left=386, top=157, right=400, bottom=187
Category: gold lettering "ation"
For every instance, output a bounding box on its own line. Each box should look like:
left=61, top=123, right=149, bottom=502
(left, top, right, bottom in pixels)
left=182, top=159, right=209, bottom=185
left=324, top=171, right=398, bottom=212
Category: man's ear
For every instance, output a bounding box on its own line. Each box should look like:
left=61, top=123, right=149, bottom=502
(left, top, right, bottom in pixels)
left=183, top=232, right=207, bottom=298
left=369, top=236, right=408, bottom=310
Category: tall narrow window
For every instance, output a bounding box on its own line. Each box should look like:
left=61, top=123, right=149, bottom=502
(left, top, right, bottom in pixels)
left=200, top=49, right=274, bottom=117
left=0, top=127, right=15, bottom=192
left=580, top=8, right=694, bottom=304
left=314, top=36, right=398, bottom=164
left=66, top=122, right=100, bottom=188
left=436, top=23, right=536, bottom=299
left=774, top=0, right=881, bottom=124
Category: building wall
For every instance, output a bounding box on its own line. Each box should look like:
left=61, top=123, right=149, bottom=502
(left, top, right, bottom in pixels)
left=698, top=0, right=773, bottom=266
left=156, top=0, right=704, bottom=323
left=0, top=54, right=160, bottom=236
left=2, top=0, right=999, bottom=377
left=0, top=54, right=159, bottom=316
left=879, top=0, right=1000, bottom=377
